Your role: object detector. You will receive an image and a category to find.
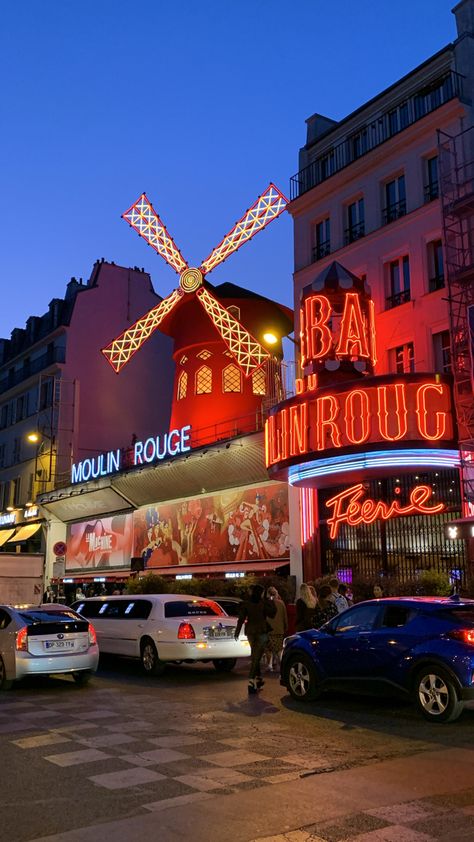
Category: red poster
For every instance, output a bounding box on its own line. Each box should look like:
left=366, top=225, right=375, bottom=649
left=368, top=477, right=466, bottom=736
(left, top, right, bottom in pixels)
left=66, top=514, right=134, bottom=569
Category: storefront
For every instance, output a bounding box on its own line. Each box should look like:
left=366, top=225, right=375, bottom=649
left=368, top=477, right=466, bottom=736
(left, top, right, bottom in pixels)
left=0, top=505, right=45, bottom=602
left=266, top=262, right=467, bottom=584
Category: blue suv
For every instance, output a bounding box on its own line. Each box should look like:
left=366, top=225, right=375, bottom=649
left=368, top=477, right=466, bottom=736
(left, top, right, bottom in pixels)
left=280, top=596, right=474, bottom=722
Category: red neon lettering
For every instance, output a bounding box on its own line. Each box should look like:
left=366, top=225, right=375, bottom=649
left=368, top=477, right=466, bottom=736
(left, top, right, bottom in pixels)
left=264, top=415, right=281, bottom=466
left=305, top=295, right=332, bottom=361
left=344, top=389, right=370, bottom=445
left=316, top=395, right=342, bottom=450
left=280, top=408, right=289, bottom=460
left=289, top=402, right=308, bottom=456
left=307, top=373, right=318, bottom=391
left=368, top=299, right=377, bottom=367
left=415, top=383, right=447, bottom=441
left=299, top=308, right=306, bottom=365
left=336, top=293, right=370, bottom=359
left=325, top=483, right=446, bottom=539
left=377, top=384, right=408, bottom=441
left=295, top=377, right=305, bottom=395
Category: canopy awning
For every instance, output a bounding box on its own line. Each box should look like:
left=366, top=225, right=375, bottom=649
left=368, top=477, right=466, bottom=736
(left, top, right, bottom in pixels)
left=147, top=559, right=290, bottom=577
left=0, top=529, right=16, bottom=547
left=8, top=523, right=42, bottom=543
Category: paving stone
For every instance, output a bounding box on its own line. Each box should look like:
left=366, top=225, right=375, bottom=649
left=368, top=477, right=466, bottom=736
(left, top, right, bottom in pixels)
left=204, top=749, right=268, bottom=767
left=147, top=734, right=204, bottom=748
left=77, top=733, right=136, bottom=748
left=89, top=767, right=165, bottom=789
left=12, top=733, right=72, bottom=749
left=127, top=748, right=189, bottom=764
left=44, top=748, right=111, bottom=767
left=0, top=720, right=36, bottom=733
left=142, top=791, right=213, bottom=811
left=366, top=803, right=433, bottom=825
left=174, top=773, right=225, bottom=791
left=348, top=827, right=434, bottom=842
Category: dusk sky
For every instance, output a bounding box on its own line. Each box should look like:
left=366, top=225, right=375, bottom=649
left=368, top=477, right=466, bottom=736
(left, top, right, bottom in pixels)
left=1, top=0, right=457, bottom=340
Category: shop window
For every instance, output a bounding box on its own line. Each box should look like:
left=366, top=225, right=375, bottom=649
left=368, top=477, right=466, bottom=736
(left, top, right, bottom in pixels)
left=433, top=330, right=451, bottom=373
left=227, top=305, right=241, bottom=320
left=197, top=349, right=212, bottom=360
left=177, top=370, right=188, bottom=400
left=252, top=368, right=266, bottom=395
left=195, top=365, right=212, bottom=395
left=223, top=364, right=241, bottom=393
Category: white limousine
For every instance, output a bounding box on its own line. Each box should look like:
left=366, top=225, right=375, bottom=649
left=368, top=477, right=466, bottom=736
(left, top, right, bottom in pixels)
left=71, top=594, right=249, bottom=675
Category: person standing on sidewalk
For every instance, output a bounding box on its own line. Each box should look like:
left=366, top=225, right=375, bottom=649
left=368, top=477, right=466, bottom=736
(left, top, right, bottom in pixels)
left=235, top=584, right=276, bottom=694
left=265, top=586, right=288, bottom=673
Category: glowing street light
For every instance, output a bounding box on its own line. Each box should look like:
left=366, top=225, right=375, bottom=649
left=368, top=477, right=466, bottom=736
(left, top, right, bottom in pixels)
left=27, top=432, right=40, bottom=443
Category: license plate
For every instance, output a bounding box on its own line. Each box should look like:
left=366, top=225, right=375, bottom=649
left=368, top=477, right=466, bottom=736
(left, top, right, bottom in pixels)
left=208, top=629, right=233, bottom=639
left=44, top=640, right=75, bottom=650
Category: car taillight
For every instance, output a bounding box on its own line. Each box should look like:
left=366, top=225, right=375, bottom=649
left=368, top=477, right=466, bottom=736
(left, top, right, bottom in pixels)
left=88, top=624, right=97, bottom=647
left=447, top=629, right=474, bottom=645
left=178, top=622, right=195, bottom=640
left=16, top=626, right=28, bottom=651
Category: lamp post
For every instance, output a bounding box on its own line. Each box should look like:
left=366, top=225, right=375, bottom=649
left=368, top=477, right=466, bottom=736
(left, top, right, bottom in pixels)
left=26, top=431, right=55, bottom=499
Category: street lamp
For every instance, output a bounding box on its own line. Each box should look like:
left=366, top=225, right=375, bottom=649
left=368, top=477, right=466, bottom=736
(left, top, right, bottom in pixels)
left=25, top=430, right=55, bottom=498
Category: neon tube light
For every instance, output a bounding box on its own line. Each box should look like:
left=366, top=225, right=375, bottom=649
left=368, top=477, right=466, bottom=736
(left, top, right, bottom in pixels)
left=288, top=449, right=460, bottom=485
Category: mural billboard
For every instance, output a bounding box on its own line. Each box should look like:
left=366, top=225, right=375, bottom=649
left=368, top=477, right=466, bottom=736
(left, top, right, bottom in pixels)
left=66, top=513, right=134, bottom=570
left=133, top=483, right=289, bottom=569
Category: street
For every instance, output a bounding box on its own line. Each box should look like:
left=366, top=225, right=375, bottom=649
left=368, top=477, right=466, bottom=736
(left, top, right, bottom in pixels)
left=0, top=658, right=474, bottom=842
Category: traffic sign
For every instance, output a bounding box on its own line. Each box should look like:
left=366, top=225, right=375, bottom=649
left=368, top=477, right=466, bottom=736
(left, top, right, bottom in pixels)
left=53, top=541, right=67, bottom=556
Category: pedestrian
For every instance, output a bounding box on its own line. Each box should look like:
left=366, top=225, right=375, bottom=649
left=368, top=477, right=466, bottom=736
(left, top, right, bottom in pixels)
left=313, top=584, right=338, bottom=628
left=328, top=577, right=348, bottom=612
left=234, top=584, right=276, bottom=694
left=373, top=583, right=384, bottom=599
left=295, top=582, right=317, bottom=632
left=338, top=583, right=352, bottom=607
left=75, top=586, right=86, bottom=601
left=264, top=586, right=288, bottom=673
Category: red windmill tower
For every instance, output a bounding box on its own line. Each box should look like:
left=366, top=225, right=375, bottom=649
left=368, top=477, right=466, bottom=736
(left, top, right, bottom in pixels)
left=103, top=185, right=293, bottom=446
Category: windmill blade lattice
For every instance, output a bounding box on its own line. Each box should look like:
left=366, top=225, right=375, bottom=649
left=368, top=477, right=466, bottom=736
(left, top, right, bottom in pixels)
left=200, top=184, right=287, bottom=275
left=102, top=288, right=182, bottom=372
left=123, top=194, right=188, bottom=275
left=196, top=287, right=268, bottom=376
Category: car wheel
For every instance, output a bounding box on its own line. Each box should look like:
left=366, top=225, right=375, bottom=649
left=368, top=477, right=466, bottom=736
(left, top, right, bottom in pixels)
left=213, top=658, right=237, bottom=672
left=72, top=671, right=92, bottom=686
left=140, top=638, right=165, bottom=676
left=415, top=665, right=464, bottom=723
left=286, top=653, right=320, bottom=701
left=0, top=657, right=12, bottom=690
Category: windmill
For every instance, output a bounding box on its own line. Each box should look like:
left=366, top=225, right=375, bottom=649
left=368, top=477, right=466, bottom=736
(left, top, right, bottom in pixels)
left=102, top=184, right=288, bottom=377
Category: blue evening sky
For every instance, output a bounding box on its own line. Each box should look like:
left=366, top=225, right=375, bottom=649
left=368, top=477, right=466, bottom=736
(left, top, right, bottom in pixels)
left=0, top=0, right=456, bottom=340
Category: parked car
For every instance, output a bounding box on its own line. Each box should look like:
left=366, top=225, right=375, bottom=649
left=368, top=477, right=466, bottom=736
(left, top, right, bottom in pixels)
left=280, top=596, right=474, bottom=723
left=0, top=604, right=99, bottom=690
left=208, top=596, right=242, bottom=617
left=71, top=594, right=250, bottom=675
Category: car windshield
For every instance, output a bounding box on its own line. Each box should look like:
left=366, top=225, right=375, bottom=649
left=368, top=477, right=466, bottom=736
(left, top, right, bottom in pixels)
left=164, top=600, right=224, bottom=618
left=19, top=609, right=80, bottom=625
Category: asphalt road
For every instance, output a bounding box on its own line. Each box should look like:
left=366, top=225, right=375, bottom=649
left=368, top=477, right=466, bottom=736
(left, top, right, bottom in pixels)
left=1, top=656, right=474, bottom=842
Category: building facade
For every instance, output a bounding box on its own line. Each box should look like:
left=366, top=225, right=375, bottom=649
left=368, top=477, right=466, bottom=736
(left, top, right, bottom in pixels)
left=274, top=0, right=474, bottom=584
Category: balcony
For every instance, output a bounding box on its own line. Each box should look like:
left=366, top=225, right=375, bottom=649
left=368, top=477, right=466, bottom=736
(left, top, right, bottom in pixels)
left=290, top=70, right=463, bottom=200
left=429, top=273, right=445, bottom=292
left=424, top=181, right=439, bottom=203
left=312, top=240, right=331, bottom=262
left=0, top=347, right=66, bottom=395
left=385, top=289, right=411, bottom=310
left=382, top=199, right=406, bottom=225
left=344, top=221, right=365, bottom=245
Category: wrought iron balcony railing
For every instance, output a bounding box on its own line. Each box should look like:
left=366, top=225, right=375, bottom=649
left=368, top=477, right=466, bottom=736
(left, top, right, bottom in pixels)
left=385, top=289, right=411, bottom=310
left=344, top=221, right=365, bottom=245
left=382, top=199, right=407, bottom=225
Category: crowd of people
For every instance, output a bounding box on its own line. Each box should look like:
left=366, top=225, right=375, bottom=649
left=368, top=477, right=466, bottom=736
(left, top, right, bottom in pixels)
left=295, top=577, right=355, bottom=632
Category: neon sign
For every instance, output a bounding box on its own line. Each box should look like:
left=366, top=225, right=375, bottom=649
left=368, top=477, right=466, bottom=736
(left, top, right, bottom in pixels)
left=265, top=377, right=454, bottom=469
left=300, top=291, right=377, bottom=369
left=325, top=483, right=446, bottom=539
left=71, top=425, right=192, bottom=484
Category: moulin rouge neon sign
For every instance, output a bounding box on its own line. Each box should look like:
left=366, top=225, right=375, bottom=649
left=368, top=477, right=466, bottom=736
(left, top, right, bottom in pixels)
left=325, top=483, right=446, bottom=539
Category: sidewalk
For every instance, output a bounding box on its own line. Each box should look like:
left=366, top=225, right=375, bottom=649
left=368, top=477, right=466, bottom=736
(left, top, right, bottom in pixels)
left=36, top=746, right=474, bottom=842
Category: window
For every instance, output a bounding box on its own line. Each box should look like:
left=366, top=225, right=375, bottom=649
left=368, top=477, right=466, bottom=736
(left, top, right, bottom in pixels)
left=177, top=370, right=188, bottom=400
left=0, top=482, right=6, bottom=510
left=433, top=330, right=451, bottom=373
left=427, top=239, right=444, bottom=291
left=164, top=600, right=223, bottom=618
left=333, top=604, right=380, bottom=634
left=381, top=606, right=412, bottom=628
left=392, top=342, right=415, bottom=373
left=13, top=477, right=21, bottom=507
left=312, top=217, right=330, bottom=261
left=0, top=405, right=9, bottom=430
left=27, top=473, right=33, bottom=502
left=386, top=255, right=410, bottom=308
left=345, top=198, right=365, bottom=244
left=15, top=395, right=24, bottom=423
left=424, top=155, right=439, bottom=202
left=222, top=364, right=241, bottom=393
left=195, top=365, right=212, bottom=395
left=71, top=600, right=103, bottom=618
left=39, top=379, right=53, bottom=409
left=383, top=175, right=406, bottom=224
left=197, top=349, right=212, bottom=360
left=252, top=368, right=266, bottom=396
left=12, top=437, right=21, bottom=465
left=0, top=444, right=5, bottom=469
left=0, top=609, right=12, bottom=630
left=227, top=305, right=241, bottom=320
left=123, top=600, right=153, bottom=619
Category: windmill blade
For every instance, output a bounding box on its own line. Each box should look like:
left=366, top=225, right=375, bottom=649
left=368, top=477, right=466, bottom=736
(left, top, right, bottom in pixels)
left=123, top=194, right=188, bottom=276
left=196, top=287, right=269, bottom=376
left=200, top=183, right=288, bottom=275
left=102, top=289, right=182, bottom=372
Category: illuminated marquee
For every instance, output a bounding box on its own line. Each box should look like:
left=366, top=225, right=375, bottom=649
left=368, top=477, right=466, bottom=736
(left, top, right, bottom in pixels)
left=325, top=482, right=446, bottom=539
left=71, top=425, right=192, bottom=484
left=265, top=376, right=454, bottom=470
left=301, top=292, right=377, bottom=369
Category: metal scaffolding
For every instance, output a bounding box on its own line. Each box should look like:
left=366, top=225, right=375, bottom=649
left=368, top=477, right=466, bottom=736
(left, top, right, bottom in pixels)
left=438, top=126, right=474, bottom=511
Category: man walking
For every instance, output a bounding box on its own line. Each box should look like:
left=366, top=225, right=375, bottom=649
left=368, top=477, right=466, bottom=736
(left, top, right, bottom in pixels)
left=235, top=584, right=276, bottom=694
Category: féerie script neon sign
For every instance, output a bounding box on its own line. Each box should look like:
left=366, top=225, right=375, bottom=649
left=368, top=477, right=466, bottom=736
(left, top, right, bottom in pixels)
left=325, top=482, right=446, bottom=539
